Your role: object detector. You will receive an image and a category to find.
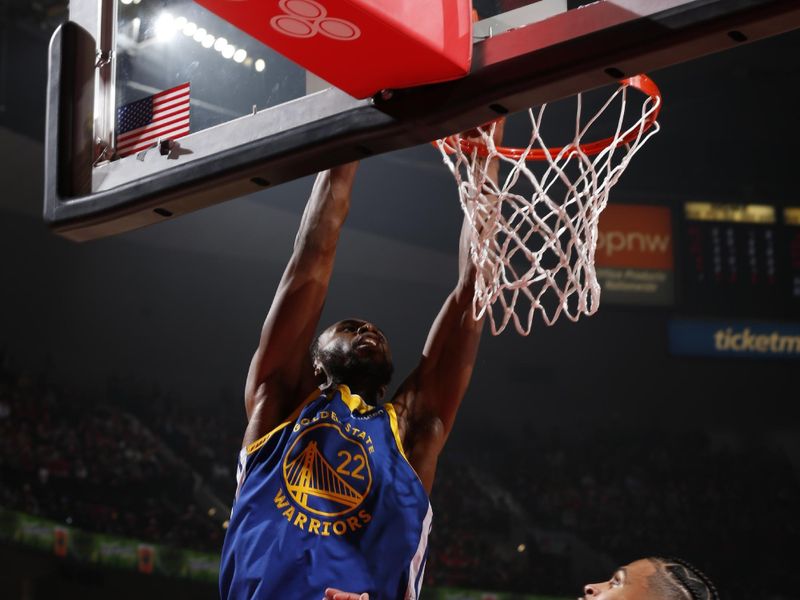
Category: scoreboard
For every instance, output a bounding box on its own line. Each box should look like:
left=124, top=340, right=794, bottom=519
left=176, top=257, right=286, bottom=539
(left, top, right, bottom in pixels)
left=789, top=208, right=800, bottom=302
left=680, top=202, right=800, bottom=318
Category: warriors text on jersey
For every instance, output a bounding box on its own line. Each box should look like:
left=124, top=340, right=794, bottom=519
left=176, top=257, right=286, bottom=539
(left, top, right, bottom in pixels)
left=219, top=385, right=432, bottom=600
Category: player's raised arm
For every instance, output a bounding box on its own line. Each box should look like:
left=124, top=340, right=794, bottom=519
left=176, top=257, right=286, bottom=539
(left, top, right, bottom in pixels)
left=395, top=211, right=484, bottom=431
left=244, top=163, right=358, bottom=426
left=393, top=122, right=503, bottom=490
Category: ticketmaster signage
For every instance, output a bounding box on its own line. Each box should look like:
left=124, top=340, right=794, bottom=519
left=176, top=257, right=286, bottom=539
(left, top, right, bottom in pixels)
left=669, top=319, right=800, bottom=359
left=0, top=507, right=567, bottom=599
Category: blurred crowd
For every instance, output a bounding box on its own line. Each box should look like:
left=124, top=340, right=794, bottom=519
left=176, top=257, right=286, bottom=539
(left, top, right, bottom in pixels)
left=428, top=428, right=800, bottom=598
left=499, top=429, right=799, bottom=593
left=0, top=361, right=223, bottom=551
left=118, top=385, right=243, bottom=503
left=1, top=353, right=799, bottom=598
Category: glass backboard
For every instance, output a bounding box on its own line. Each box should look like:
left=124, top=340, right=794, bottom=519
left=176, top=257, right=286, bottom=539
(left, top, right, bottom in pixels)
left=45, top=0, right=800, bottom=241
left=116, top=3, right=305, bottom=131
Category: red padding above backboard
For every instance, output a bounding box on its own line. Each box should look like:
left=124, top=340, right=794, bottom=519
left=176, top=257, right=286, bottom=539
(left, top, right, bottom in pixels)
left=193, top=0, right=474, bottom=99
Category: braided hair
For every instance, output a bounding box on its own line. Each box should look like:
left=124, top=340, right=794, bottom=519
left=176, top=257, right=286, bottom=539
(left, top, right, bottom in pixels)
left=649, top=557, right=720, bottom=600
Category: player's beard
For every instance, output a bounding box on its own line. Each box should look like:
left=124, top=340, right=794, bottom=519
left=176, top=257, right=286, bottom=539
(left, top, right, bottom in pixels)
left=321, top=346, right=394, bottom=394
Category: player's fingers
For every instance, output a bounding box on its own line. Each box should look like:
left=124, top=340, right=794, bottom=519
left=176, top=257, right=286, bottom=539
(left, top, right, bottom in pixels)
left=329, top=161, right=359, bottom=187
left=492, top=117, right=507, bottom=140
left=324, top=587, right=369, bottom=600
left=462, top=118, right=505, bottom=141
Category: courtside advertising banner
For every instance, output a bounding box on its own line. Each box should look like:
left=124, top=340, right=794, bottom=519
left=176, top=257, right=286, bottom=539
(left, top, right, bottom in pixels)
left=596, top=204, right=674, bottom=305
left=669, top=318, right=800, bottom=359
left=0, top=508, right=568, bottom=595
left=0, top=507, right=220, bottom=581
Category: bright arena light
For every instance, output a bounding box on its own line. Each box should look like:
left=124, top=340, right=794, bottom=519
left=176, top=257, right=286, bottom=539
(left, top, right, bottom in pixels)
left=255, top=59, right=266, bottom=72
left=154, top=12, right=177, bottom=42
left=120, top=0, right=133, bottom=5
left=156, top=17, right=253, bottom=69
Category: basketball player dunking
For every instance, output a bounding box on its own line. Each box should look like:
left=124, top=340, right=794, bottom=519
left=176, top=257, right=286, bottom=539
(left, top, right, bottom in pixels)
left=219, top=125, right=501, bottom=599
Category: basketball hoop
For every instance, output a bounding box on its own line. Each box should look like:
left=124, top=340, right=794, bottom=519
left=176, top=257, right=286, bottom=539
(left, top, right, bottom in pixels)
left=437, top=75, right=662, bottom=335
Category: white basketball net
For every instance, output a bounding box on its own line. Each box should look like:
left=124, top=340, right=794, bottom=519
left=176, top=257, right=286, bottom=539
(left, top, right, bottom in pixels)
left=437, top=80, right=661, bottom=335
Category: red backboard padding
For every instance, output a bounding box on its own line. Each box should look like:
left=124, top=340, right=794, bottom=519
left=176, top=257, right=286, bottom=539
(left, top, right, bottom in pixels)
left=193, top=0, right=474, bottom=99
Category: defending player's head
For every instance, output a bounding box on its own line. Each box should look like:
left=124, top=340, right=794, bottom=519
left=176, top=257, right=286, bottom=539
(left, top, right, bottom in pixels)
left=580, top=557, right=719, bottom=600
left=311, top=319, right=394, bottom=403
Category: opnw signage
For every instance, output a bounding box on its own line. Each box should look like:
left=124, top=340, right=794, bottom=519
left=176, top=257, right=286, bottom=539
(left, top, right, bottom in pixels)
left=596, top=204, right=674, bottom=305
left=669, top=318, right=800, bottom=359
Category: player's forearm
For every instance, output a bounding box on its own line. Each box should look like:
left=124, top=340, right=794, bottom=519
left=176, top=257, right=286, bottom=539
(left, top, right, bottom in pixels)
left=416, top=284, right=483, bottom=436
left=293, top=165, right=357, bottom=258
left=456, top=212, right=477, bottom=294
left=245, top=164, right=358, bottom=411
left=424, top=252, right=484, bottom=368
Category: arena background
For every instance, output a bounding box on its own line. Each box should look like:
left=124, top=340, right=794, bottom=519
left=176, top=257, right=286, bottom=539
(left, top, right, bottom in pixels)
left=1, top=2, right=798, bottom=598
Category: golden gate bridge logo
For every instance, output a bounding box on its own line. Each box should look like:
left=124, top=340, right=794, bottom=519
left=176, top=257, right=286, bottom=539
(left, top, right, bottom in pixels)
left=282, top=423, right=372, bottom=517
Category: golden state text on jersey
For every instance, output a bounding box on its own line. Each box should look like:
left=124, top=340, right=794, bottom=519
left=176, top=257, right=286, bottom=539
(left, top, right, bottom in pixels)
left=219, top=385, right=432, bottom=600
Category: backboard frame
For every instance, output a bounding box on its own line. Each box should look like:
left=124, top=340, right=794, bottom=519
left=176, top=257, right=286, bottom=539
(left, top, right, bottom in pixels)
left=45, top=0, right=800, bottom=241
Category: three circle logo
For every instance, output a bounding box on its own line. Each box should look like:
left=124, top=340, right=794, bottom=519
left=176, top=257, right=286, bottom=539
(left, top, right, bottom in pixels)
left=270, top=0, right=361, bottom=41
left=282, top=423, right=372, bottom=517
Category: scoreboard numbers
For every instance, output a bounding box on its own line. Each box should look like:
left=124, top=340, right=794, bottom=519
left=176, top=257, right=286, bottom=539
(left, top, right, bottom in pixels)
left=680, top=203, right=797, bottom=317
left=786, top=208, right=800, bottom=302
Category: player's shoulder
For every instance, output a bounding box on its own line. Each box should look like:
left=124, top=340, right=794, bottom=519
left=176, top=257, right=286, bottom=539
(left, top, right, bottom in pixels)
left=243, top=385, right=321, bottom=448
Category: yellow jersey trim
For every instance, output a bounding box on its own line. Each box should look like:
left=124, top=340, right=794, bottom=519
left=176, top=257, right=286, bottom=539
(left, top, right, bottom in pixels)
left=338, top=384, right=370, bottom=414
left=337, top=386, right=416, bottom=477
left=246, top=422, right=290, bottom=455
left=384, top=403, right=409, bottom=463
left=245, top=388, right=322, bottom=455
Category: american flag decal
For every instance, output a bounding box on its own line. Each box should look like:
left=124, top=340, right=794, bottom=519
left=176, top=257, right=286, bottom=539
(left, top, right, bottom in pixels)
left=116, top=82, right=191, bottom=158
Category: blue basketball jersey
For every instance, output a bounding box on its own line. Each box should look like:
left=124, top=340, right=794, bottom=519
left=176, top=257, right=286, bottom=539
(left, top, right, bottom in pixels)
left=219, top=385, right=432, bottom=600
